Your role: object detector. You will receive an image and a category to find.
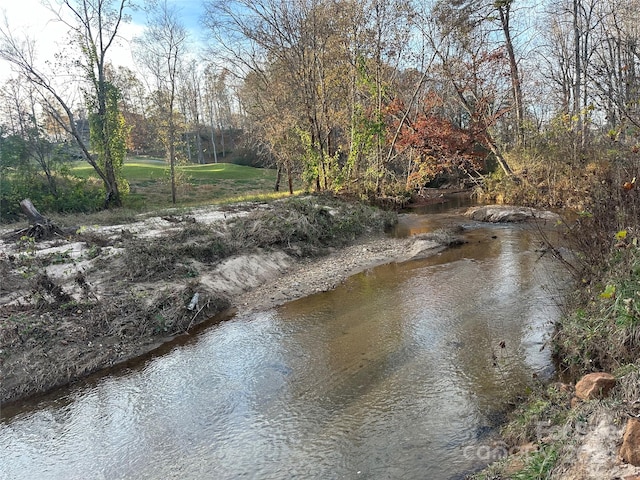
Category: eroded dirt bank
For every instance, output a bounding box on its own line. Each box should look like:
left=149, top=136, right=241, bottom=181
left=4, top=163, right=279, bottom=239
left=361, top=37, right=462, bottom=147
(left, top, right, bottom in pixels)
left=0, top=196, right=455, bottom=406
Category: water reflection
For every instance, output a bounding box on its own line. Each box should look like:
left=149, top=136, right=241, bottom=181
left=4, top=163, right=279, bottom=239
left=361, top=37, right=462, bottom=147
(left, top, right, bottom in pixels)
left=0, top=221, right=570, bottom=480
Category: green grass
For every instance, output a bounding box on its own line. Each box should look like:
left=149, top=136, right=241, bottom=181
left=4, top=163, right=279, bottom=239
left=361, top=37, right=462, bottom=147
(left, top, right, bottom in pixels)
left=70, top=158, right=273, bottom=183
left=511, top=446, right=558, bottom=480
left=181, top=163, right=271, bottom=181
left=69, top=157, right=291, bottom=209
left=472, top=445, right=559, bottom=480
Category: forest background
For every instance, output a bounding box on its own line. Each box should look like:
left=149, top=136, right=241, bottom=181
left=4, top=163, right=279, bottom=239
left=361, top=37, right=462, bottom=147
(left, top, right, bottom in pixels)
left=2, top=0, right=638, bottom=218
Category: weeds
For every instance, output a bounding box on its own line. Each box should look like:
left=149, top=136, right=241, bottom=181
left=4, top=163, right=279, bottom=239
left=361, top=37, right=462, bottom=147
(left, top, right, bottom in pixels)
left=474, top=150, right=640, bottom=479
left=117, top=195, right=397, bottom=281
left=511, top=446, right=558, bottom=480
left=478, top=141, right=614, bottom=212
left=553, top=245, right=640, bottom=378
left=501, top=384, right=573, bottom=447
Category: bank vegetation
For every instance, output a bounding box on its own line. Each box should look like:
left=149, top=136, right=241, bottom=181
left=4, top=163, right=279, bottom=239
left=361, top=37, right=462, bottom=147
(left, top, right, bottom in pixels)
left=2, top=0, right=639, bottom=219
left=0, top=195, right=397, bottom=405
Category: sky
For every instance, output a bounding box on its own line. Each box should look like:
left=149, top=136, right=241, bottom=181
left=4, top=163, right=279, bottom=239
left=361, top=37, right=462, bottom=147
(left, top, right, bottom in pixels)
left=0, top=0, right=207, bottom=83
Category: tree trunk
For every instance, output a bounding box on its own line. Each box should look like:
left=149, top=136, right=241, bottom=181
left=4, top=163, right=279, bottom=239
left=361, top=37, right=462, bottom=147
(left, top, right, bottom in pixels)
left=287, top=162, right=294, bottom=194
left=220, top=126, right=225, bottom=158
left=212, top=132, right=218, bottom=163
left=573, top=0, right=582, bottom=161
left=104, top=166, right=122, bottom=209
left=170, top=143, right=177, bottom=205
left=196, top=131, right=204, bottom=164
left=498, top=3, right=525, bottom=147
left=486, top=139, right=515, bottom=177
left=274, top=163, right=282, bottom=191
left=14, top=199, right=65, bottom=240
left=20, top=199, right=47, bottom=225
left=186, top=133, right=192, bottom=162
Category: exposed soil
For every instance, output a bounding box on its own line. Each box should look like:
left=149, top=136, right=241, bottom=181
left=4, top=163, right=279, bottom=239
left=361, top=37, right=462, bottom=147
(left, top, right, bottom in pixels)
left=0, top=197, right=452, bottom=407
left=235, top=234, right=447, bottom=313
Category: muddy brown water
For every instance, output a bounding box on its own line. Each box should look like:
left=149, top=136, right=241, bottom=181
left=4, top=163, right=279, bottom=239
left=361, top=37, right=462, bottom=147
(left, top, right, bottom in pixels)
left=0, top=208, right=571, bottom=480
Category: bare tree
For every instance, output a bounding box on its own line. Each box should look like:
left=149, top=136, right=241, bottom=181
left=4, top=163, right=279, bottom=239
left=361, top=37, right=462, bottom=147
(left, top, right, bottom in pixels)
left=586, top=0, right=640, bottom=134
left=495, top=0, right=525, bottom=146
left=135, top=0, right=188, bottom=204
left=179, top=61, right=205, bottom=164
left=202, top=65, right=220, bottom=163
left=422, top=3, right=515, bottom=176
left=0, top=79, right=61, bottom=196
left=205, top=0, right=414, bottom=194
left=0, top=0, right=132, bottom=208
left=540, top=0, right=603, bottom=156
left=204, top=0, right=332, bottom=191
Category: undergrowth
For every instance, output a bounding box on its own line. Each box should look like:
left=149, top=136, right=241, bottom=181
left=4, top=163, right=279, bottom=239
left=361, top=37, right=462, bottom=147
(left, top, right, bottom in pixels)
left=117, top=195, right=397, bottom=281
left=478, top=143, right=616, bottom=211
left=474, top=146, right=640, bottom=478
left=553, top=244, right=640, bottom=379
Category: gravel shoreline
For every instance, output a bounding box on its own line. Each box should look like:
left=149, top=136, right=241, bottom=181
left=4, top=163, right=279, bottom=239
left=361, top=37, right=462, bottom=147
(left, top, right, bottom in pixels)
left=234, top=233, right=444, bottom=313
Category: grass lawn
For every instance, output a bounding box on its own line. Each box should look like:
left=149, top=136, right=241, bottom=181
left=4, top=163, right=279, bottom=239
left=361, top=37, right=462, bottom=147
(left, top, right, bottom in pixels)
left=70, top=157, right=297, bottom=209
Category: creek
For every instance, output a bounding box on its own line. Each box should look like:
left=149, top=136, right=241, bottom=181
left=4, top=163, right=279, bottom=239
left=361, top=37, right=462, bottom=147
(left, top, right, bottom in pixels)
left=0, top=207, right=571, bottom=479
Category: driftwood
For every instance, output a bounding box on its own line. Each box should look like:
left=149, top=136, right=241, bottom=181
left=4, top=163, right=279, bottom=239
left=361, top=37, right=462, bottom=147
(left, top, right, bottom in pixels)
left=21, top=199, right=47, bottom=224
left=162, top=215, right=196, bottom=224
left=4, top=199, right=66, bottom=241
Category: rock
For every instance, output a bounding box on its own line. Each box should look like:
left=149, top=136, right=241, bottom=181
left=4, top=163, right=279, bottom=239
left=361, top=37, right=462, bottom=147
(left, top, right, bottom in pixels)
left=558, top=413, right=628, bottom=479
left=575, top=372, right=616, bottom=400
left=621, top=418, right=640, bottom=466
left=464, top=205, right=560, bottom=223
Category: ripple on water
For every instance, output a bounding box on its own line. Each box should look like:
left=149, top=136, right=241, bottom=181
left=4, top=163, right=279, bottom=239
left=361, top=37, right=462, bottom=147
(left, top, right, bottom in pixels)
left=0, top=223, right=571, bottom=480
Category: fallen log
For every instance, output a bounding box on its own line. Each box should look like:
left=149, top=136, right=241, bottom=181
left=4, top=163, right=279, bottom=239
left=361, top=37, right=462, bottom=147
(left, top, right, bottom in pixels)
left=4, top=199, right=66, bottom=241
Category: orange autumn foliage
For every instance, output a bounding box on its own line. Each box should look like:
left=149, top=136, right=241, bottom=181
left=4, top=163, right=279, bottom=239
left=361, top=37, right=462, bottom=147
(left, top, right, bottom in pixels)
left=388, top=94, right=486, bottom=187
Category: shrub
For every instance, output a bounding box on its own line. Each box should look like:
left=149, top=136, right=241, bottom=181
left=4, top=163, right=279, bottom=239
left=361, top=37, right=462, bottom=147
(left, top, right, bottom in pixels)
left=1, top=174, right=103, bottom=222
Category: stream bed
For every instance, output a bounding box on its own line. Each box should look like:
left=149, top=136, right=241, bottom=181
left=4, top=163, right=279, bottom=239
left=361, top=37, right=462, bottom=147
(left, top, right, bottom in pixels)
left=0, top=212, right=571, bottom=479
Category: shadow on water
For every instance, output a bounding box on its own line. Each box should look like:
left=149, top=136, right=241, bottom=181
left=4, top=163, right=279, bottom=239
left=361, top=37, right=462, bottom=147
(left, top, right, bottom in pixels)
left=402, top=190, right=478, bottom=215
left=0, top=308, right=239, bottom=419
left=0, top=210, right=572, bottom=480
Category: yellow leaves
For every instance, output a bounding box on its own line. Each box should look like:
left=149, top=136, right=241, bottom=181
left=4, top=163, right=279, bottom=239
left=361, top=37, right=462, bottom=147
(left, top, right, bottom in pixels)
left=623, top=177, right=636, bottom=191
left=614, top=229, right=638, bottom=248
left=600, top=285, right=616, bottom=300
